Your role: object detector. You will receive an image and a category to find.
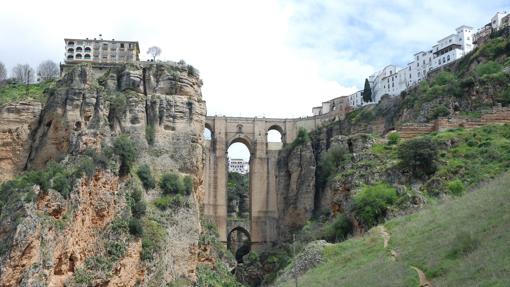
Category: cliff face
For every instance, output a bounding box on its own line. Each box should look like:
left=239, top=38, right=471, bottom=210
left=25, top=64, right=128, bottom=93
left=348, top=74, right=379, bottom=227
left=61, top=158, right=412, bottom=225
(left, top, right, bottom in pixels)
left=276, top=142, right=316, bottom=239
left=0, top=102, right=42, bottom=182
left=0, top=62, right=208, bottom=286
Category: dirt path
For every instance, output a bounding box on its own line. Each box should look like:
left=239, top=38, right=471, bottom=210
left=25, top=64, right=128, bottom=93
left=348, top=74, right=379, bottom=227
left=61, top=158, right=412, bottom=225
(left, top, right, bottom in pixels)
left=379, top=226, right=390, bottom=248
left=411, top=266, right=433, bottom=287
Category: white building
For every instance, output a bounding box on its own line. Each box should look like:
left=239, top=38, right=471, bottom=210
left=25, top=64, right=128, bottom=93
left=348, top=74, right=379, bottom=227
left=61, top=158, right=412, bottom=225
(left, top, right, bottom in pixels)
left=491, top=11, right=509, bottom=30
left=65, top=38, right=140, bottom=64
left=368, top=25, right=474, bottom=105
left=229, top=158, right=249, bottom=174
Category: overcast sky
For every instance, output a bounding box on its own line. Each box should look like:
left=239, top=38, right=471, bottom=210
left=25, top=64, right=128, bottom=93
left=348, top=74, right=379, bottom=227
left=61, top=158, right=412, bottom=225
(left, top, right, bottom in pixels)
left=1, top=1, right=508, bottom=160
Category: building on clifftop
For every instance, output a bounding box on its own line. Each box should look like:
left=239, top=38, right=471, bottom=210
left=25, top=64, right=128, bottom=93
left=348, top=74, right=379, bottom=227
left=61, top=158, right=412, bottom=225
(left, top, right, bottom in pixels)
left=64, top=38, right=140, bottom=64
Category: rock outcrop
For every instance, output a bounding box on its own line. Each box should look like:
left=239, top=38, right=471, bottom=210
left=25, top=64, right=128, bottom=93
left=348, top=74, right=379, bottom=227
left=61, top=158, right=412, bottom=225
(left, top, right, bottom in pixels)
left=0, top=101, right=42, bottom=182
left=0, top=62, right=208, bottom=286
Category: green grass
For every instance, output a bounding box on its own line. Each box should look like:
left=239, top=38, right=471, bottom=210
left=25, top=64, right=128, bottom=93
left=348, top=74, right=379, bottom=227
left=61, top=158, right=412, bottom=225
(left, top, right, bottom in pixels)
left=279, top=173, right=510, bottom=286
left=0, top=81, right=54, bottom=107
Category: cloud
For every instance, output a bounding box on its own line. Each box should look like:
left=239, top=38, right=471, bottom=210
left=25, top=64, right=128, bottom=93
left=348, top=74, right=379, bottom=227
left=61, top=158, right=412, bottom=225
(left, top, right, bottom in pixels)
left=0, top=0, right=508, bottom=120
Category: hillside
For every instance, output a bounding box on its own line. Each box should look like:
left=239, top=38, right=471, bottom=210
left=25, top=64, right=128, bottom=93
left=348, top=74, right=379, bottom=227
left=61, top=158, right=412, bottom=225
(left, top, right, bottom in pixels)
left=278, top=172, right=510, bottom=286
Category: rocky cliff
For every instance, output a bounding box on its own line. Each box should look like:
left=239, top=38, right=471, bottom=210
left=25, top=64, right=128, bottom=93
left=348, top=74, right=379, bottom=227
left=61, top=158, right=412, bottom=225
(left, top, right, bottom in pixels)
left=0, top=62, right=210, bottom=286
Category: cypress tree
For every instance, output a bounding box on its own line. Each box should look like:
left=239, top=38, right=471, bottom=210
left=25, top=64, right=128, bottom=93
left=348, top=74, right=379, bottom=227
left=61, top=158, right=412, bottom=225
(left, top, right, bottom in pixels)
left=362, top=78, right=372, bottom=103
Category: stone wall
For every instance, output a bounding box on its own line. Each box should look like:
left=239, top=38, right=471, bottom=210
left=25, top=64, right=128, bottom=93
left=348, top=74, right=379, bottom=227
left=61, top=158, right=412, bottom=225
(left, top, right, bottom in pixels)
left=398, top=106, right=510, bottom=139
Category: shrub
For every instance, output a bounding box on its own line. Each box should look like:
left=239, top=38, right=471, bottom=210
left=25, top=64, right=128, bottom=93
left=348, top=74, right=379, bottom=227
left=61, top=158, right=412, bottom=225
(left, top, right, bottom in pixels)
left=447, top=231, right=480, bottom=259
left=430, top=105, right=450, bottom=120
left=159, top=173, right=184, bottom=195
left=183, top=176, right=193, bottom=195
left=131, top=201, right=146, bottom=218
left=353, top=183, right=397, bottom=228
left=73, top=268, right=93, bottom=284
left=154, top=195, right=188, bottom=210
left=475, top=61, right=502, bottom=77
left=292, top=128, right=310, bottom=146
left=136, top=164, right=156, bottom=190
left=109, top=92, right=127, bottom=117
left=145, top=124, right=155, bottom=145
left=447, top=179, right=465, bottom=195
left=141, top=219, right=166, bottom=261
left=321, top=214, right=353, bottom=242
left=387, top=132, right=400, bottom=145
left=113, top=134, right=137, bottom=176
left=106, top=241, right=127, bottom=260
left=128, top=218, right=143, bottom=236
left=78, top=157, right=96, bottom=178
left=398, top=137, right=439, bottom=177
left=318, top=145, right=348, bottom=186
left=52, top=173, right=73, bottom=198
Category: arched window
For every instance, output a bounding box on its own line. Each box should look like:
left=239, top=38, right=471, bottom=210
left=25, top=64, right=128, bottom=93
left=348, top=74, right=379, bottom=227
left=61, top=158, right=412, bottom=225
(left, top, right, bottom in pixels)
left=67, top=48, right=74, bottom=53
left=68, top=41, right=75, bottom=46
left=84, top=47, right=91, bottom=53
left=75, top=53, right=82, bottom=59
left=84, top=54, right=91, bottom=59
left=67, top=55, right=74, bottom=60
left=76, top=47, right=83, bottom=52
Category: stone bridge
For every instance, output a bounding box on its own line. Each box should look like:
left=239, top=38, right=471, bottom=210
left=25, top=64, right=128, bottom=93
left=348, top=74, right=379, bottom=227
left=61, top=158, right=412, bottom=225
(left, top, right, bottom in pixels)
left=203, top=112, right=347, bottom=249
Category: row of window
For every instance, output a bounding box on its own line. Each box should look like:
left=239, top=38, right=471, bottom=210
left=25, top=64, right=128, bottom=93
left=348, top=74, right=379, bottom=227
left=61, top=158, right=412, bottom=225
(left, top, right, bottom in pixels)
left=67, top=41, right=135, bottom=49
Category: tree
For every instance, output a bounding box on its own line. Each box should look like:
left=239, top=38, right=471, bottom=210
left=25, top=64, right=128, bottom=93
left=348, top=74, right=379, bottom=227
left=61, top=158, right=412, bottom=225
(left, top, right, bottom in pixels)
left=397, top=137, right=439, bottom=177
left=0, top=62, right=6, bottom=83
left=362, top=78, right=372, bottom=103
left=147, top=46, right=162, bottom=61
left=37, top=60, right=59, bottom=81
left=12, top=64, right=35, bottom=84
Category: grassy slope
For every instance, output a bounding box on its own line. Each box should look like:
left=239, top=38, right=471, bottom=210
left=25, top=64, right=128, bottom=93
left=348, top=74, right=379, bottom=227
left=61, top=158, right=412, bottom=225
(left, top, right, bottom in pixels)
left=280, top=173, right=510, bottom=287
left=0, top=81, right=53, bottom=107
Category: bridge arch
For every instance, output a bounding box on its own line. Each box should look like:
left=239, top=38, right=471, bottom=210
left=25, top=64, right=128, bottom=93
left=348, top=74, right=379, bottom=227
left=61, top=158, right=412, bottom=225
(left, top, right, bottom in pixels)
left=227, top=226, right=251, bottom=263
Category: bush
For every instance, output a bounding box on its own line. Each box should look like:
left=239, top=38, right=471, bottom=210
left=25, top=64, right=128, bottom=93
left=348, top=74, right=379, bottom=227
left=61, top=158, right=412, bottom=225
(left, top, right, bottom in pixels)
left=159, top=173, right=184, bottom=195
left=154, top=195, right=188, bottom=210
left=128, top=218, right=143, bottom=236
left=141, top=219, right=166, bottom=261
left=78, top=157, right=96, bottom=178
left=430, top=105, right=450, bottom=120
left=447, top=179, right=465, bottom=195
left=321, top=214, right=353, bottom=242
left=145, top=124, right=155, bottom=145
left=131, top=200, right=146, bottom=218
left=113, top=134, right=137, bottom=176
left=292, top=128, right=310, bottom=146
left=447, top=231, right=480, bottom=259
left=475, top=61, right=502, bottom=77
left=136, top=164, right=156, bottom=190
left=52, top=173, right=73, bottom=198
left=398, top=137, right=439, bottom=177
left=106, top=241, right=127, bottom=260
left=318, top=145, right=348, bottom=186
left=353, top=183, right=398, bottom=228
left=387, top=132, right=400, bottom=145
left=183, top=176, right=193, bottom=195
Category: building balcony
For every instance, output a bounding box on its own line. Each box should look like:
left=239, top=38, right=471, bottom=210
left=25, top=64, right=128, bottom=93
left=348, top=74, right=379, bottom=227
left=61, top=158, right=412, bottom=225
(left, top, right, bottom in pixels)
left=433, top=44, right=462, bottom=56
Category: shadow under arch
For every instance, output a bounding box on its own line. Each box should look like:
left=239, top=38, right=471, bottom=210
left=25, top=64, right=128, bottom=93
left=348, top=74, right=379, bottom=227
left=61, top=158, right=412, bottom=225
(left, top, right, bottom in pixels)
left=227, top=226, right=251, bottom=263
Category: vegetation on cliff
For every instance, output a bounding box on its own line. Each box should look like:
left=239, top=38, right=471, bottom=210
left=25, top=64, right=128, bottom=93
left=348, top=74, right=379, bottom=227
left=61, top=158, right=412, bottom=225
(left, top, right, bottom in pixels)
left=278, top=172, right=510, bottom=286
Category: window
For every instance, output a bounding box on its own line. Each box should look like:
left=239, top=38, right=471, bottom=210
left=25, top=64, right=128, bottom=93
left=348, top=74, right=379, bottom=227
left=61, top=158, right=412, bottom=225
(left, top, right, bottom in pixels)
left=67, top=55, right=74, bottom=59
left=447, top=55, right=450, bottom=61
left=120, top=43, right=125, bottom=48
left=76, top=47, right=83, bottom=52
left=68, top=41, right=75, bottom=46
left=75, top=53, right=82, bottom=59
left=417, top=62, right=420, bottom=67
left=67, top=48, right=74, bottom=53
